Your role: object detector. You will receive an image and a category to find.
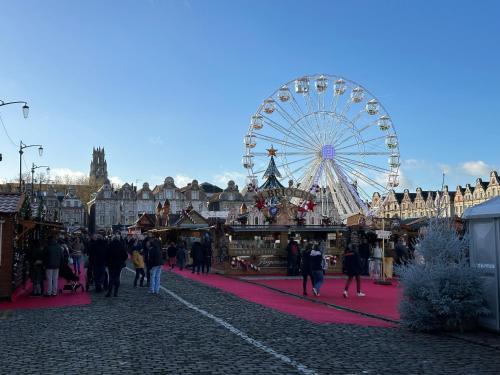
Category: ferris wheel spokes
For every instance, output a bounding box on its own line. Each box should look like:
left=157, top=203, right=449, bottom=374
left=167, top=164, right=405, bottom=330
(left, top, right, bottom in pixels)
left=274, top=102, right=321, bottom=147
left=252, top=133, right=316, bottom=153
left=261, top=114, right=318, bottom=150
left=335, top=133, right=388, bottom=151
left=335, top=159, right=388, bottom=192
left=331, top=161, right=369, bottom=214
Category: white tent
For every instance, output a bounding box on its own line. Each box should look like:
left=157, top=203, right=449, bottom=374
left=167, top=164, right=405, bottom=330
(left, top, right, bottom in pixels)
left=463, top=196, right=500, bottom=220
left=464, top=197, right=500, bottom=332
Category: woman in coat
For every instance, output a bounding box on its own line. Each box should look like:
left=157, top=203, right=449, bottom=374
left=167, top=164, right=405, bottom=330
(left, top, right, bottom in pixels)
left=342, top=233, right=365, bottom=298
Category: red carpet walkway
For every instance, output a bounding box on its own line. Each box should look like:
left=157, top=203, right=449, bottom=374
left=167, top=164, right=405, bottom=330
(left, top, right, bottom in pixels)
left=249, top=277, right=401, bottom=321
left=172, top=269, right=395, bottom=327
left=0, top=269, right=91, bottom=311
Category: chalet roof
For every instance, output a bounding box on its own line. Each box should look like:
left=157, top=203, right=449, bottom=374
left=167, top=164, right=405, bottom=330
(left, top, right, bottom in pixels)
left=0, top=193, right=25, bottom=214
left=134, top=213, right=156, bottom=226
left=172, top=209, right=208, bottom=227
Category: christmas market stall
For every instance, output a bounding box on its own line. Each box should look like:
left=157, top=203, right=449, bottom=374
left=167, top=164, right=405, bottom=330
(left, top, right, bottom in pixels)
left=0, top=193, right=64, bottom=300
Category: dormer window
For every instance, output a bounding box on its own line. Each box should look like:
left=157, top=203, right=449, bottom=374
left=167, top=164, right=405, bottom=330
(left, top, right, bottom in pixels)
left=104, top=191, right=111, bottom=199
left=142, top=192, right=148, bottom=200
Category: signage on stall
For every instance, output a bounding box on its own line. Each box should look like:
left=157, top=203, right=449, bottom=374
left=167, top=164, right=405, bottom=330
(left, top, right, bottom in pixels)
left=376, top=230, right=391, bottom=240
left=257, top=188, right=313, bottom=201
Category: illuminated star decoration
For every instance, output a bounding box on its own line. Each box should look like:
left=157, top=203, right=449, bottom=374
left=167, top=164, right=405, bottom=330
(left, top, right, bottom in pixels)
left=306, top=200, right=316, bottom=212
left=266, top=145, right=278, bottom=157
left=255, top=196, right=266, bottom=210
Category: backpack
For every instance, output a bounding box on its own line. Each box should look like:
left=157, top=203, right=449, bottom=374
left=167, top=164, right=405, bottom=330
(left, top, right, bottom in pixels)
left=290, top=242, right=299, bottom=256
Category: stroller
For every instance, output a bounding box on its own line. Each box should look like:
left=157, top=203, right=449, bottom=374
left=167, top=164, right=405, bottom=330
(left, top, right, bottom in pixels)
left=59, top=261, right=85, bottom=294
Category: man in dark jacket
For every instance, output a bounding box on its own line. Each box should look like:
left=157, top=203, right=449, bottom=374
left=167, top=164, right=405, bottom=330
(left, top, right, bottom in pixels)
left=143, top=239, right=153, bottom=287
left=202, top=241, right=212, bottom=274
left=300, top=244, right=314, bottom=296
left=89, top=234, right=108, bottom=293
left=191, top=241, right=203, bottom=275
left=106, top=235, right=129, bottom=297
left=358, top=237, right=371, bottom=276
left=286, top=238, right=299, bottom=276
left=44, top=237, right=63, bottom=296
left=148, top=237, right=163, bottom=294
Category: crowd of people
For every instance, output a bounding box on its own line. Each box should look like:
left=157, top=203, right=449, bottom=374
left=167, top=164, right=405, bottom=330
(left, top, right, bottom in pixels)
left=26, top=231, right=215, bottom=299
left=286, top=231, right=413, bottom=298
left=26, top=228, right=412, bottom=300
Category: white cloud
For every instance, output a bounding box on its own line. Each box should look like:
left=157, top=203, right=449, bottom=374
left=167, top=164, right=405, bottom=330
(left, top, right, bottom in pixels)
left=402, top=159, right=426, bottom=169
left=460, top=161, right=492, bottom=177
left=51, top=168, right=86, bottom=180
left=397, top=169, right=414, bottom=190
left=213, top=171, right=246, bottom=188
left=109, top=176, right=124, bottom=187
left=174, top=174, right=194, bottom=187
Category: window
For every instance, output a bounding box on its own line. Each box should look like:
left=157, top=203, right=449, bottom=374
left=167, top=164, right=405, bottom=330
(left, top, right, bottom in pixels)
left=254, top=217, right=259, bottom=225
left=142, top=192, right=148, bottom=200
left=104, top=191, right=111, bottom=199
left=99, top=215, right=105, bottom=225
left=166, top=190, right=173, bottom=199
left=192, top=190, right=199, bottom=200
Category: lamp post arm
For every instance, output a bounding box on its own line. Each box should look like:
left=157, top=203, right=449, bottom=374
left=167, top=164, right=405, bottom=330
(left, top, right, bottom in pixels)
left=0, top=101, right=28, bottom=107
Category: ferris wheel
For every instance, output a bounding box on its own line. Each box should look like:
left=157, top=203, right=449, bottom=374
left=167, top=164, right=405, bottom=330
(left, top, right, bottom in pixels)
left=243, top=73, right=400, bottom=220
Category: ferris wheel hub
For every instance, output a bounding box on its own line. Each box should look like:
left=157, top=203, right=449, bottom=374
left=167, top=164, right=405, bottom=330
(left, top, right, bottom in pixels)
left=321, top=145, right=335, bottom=160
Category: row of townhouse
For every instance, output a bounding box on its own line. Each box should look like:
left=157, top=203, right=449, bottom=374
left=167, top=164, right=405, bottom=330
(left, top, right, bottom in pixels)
left=88, top=175, right=328, bottom=232
left=371, top=171, right=500, bottom=219
left=88, top=177, right=226, bottom=232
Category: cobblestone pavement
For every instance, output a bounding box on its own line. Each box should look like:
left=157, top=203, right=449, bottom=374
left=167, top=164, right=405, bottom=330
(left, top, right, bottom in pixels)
left=1, top=268, right=499, bottom=375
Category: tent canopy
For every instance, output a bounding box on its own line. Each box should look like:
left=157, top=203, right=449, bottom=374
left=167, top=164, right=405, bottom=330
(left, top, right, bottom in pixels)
left=463, top=196, right=500, bottom=220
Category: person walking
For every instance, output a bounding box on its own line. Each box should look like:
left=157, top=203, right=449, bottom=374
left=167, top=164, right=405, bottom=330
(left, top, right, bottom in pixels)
left=89, top=234, right=108, bottom=293
left=190, top=241, right=203, bottom=275
left=358, top=236, right=371, bottom=276
left=343, top=233, right=365, bottom=298
left=71, top=236, right=84, bottom=275
left=166, top=241, right=177, bottom=270
left=132, top=240, right=146, bottom=287
left=202, top=240, right=212, bottom=274
left=106, top=235, right=128, bottom=297
left=148, top=237, right=163, bottom=294
left=176, top=241, right=187, bottom=270
left=31, top=239, right=45, bottom=296
left=43, top=236, right=63, bottom=297
left=310, top=243, right=324, bottom=297
left=143, top=239, right=153, bottom=287
left=286, top=237, right=300, bottom=276
left=300, top=243, right=314, bottom=296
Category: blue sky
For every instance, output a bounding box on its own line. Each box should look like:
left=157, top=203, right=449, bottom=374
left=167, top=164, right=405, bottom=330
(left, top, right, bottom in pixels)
left=1, top=0, right=499, bottom=192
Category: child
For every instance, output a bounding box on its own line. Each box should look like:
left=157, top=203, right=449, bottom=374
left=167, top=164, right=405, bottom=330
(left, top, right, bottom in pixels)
left=132, top=242, right=146, bottom=287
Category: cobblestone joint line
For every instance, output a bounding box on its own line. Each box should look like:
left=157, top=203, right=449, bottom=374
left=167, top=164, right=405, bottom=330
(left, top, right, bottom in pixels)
left=125, top=267, right=321, bottom=375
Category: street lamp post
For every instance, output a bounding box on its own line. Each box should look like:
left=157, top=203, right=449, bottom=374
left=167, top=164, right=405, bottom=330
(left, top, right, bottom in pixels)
left=0, top=99, right=29, bottom=163
left=19, top=141, right=43, bottom=192
left=31, top=163, right=50, bottom=198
